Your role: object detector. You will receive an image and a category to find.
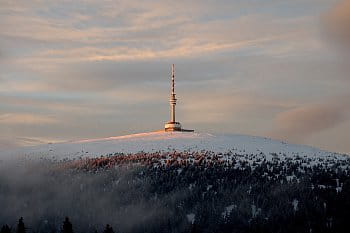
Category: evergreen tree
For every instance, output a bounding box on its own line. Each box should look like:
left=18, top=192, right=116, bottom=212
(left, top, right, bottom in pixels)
left=103, top=224, right=114, bottom=233
left=61, top=217, right=73, bottom=233
left=16, top=217, right=26, bottom=233
left=0, top=225, right=11, bottom=233
left=190, top=223, right=199, bottom=233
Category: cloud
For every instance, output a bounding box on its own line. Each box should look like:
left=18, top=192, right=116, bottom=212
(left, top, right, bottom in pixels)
left=0, top=136, right=64, bottom=151
left=0, top=138, right=19, bottom=150
left=11, top=37, right=279, bottom=77
left=324, top=0, right=350, bottom=50
left=0, top=113, right=58, bottom=125
left=1, top=0, right=321, bottom=74
left=269, top=99, right=350, bottom=143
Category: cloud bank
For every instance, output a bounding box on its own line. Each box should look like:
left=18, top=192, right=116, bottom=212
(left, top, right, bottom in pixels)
left=270, top=99, right=350, bottom=143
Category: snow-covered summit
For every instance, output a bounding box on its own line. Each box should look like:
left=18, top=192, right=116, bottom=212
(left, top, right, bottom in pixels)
left=2, top=131, right=348, bottom=162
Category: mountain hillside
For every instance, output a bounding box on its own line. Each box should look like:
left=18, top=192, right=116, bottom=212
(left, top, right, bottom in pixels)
left=4, top=131, right=348, bottom=163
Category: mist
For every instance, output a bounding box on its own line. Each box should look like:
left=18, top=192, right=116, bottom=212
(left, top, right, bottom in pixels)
left=1, top=148, right=350, bottom=233
left=0, top=160, right=186, bottom=233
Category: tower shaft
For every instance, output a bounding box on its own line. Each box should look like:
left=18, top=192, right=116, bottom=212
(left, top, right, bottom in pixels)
left=171, top=102, right=176, bottom=122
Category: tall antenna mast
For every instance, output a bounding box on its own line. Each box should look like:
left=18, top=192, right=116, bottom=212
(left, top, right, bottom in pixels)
left=164, top=64, right=193, bottom=132
left=171, top=64, right=175, bottom=95
left=170, top=64, right=177, bottom=123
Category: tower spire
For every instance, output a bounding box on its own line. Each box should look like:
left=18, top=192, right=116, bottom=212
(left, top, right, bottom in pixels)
left=171, top=64, right=175, bottom=95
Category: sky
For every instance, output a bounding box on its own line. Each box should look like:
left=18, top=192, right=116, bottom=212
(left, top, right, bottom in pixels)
left=1, top=0, right=350, bottom=154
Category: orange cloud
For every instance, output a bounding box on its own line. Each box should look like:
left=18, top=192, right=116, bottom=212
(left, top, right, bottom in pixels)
left=0, top=113, right=58, bottom=125
left=324, top=0, right=350, bottom=49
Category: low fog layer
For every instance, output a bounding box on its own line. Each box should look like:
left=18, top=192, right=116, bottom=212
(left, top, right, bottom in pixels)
left=0, top=149, right=349, bottom=233
left=0, top=161, right=182, bottom=233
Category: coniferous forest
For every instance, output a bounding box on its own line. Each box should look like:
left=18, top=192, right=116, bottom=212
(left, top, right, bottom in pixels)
left=0, top=150, right=349, bottom=233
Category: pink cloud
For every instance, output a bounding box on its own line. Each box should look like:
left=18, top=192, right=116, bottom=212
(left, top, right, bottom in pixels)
left=324, top=0, right=350, bottom=50
left=269, top=101, right=349, bottom=143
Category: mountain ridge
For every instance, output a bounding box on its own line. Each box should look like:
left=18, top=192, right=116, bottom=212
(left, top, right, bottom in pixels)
left=3, top=131, right=348, bottom=162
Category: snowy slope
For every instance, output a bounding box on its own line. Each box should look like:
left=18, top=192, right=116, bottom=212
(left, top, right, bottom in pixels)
left=2, top=131, right=348, bottom=162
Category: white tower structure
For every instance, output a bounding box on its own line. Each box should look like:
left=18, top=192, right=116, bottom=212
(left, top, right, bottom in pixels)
left=164, top=64, right=194, bottom=132
left=165, top=64, right=182, bottom=131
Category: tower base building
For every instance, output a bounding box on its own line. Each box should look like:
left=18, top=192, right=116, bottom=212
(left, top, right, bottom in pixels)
left=164, top=122, right=182, bottom=132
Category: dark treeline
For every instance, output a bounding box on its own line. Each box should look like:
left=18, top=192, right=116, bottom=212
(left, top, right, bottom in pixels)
left=0, top=150, right=349, bottom=233
left=0, top=217, right=115, bottom=233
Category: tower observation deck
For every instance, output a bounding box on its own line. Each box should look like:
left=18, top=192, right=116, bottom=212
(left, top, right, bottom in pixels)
left=164, top=64, right=194, bottom=132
